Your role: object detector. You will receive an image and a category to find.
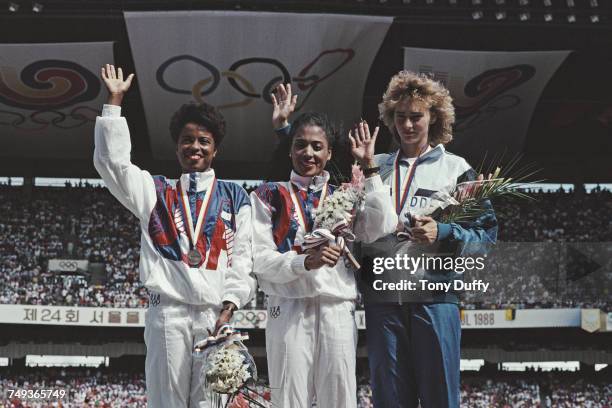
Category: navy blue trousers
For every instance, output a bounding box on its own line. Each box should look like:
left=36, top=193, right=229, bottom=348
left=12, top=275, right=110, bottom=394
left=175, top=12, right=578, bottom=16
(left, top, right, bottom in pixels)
left=365, top=303, right=461, bottom=408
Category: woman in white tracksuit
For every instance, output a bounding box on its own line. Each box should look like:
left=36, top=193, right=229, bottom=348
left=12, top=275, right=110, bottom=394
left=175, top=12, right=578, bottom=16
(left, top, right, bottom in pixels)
left=94, top=65, right=254, bottom=408
left=250, top=111, right=397, bottom=408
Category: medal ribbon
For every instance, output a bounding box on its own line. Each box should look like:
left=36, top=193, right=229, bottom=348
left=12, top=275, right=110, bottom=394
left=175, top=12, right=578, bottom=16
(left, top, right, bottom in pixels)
left=392, top=146, right=428, bottom=215
left=177, top=175, right=216, bottom=251
left=289, top=181, right=328, bottom=233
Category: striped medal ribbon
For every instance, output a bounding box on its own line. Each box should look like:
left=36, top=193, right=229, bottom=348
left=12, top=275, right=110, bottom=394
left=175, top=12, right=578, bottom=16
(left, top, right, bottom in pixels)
left=289, top=181, right=328, bottom=233
left=177, top=176, right=216, bottom=267
left=391, top=145, right=429, bottom=216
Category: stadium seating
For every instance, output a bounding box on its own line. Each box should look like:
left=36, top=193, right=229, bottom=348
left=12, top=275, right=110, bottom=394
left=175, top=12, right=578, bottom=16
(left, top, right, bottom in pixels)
left=1, top=367, right=609, bottom=407
left=0, top=184, right=610, bottom=310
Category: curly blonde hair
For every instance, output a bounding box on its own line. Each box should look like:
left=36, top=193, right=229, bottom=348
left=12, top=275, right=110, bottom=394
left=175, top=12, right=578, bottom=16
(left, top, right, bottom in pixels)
left=378, top=71, right=455, bottom=146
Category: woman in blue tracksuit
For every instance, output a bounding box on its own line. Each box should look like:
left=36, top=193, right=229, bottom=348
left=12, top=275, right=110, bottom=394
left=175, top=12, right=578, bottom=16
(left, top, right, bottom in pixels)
left=361, top=71, right=498, bottom=408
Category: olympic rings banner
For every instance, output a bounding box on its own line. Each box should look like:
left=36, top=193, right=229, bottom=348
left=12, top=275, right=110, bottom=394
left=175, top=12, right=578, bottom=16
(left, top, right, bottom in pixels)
left=0, top=42, right=113, bottom=158
left=47, top=259, right=89, bottom=273
left=124, top=11, right=392, bottom=161
left=403, top=47, right=570, bottom=159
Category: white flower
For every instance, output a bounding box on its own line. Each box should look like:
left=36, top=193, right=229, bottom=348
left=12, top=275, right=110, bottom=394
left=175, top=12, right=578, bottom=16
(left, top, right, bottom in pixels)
left=313, top=184, right=364, bottom=231
left=205, top=347, right=252, bottom=394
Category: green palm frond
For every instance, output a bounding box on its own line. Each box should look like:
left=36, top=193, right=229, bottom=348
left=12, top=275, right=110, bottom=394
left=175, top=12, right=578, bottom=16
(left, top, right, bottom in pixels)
left=438, top=154, right=542, bottom=223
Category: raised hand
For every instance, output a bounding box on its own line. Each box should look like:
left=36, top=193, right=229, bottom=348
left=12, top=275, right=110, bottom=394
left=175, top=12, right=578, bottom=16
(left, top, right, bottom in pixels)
left=349, top=120, right=379, bottom=169
left=101, top=64, right=135, bottom=106
left=271, top=83, right=297, bottom=129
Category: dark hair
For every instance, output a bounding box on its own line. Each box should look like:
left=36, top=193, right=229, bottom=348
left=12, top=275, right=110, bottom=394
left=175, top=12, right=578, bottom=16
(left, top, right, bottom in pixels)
left=169, top=102, right=226, bottom=146
left=288, top=112, right=336, bottom=149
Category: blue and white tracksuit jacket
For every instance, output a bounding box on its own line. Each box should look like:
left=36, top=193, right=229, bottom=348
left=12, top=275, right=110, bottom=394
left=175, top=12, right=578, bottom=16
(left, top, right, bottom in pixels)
left=360, top=144, right=498, bottom=304
left=363, top=144, right=498, bottom=408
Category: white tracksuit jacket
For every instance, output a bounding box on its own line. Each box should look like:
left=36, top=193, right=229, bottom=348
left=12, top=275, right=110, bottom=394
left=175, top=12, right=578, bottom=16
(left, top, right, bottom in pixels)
left=250, top=170, right=397, bottom=300
left=93, top=104, right=253, bottom=308
left=93, top=104, right=254, bottom=408
left=250, top=169, right=396, bottom=408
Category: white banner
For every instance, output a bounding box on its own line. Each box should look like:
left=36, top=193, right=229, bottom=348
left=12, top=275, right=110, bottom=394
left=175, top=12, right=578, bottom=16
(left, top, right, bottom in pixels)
left=581, top=308, right=602, bottom=333
left=0, top=42, right=113, bottom=159
left=403, top=48, right=569, bottom=158
left=48, top=259, right=89, bottom=272
left=460, top=308, right=581, bottom=329
left=0, top=305, right=590, bottom=330
left=0, top=304, right=145, bottom=327
left=124, top=11, right=392, bottom=161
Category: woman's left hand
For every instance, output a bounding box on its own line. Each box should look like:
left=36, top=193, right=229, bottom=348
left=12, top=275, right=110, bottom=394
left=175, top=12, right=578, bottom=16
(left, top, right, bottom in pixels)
left=349, top=120, right=378, bottom=169
left=410, top=216, right=438, bottom=244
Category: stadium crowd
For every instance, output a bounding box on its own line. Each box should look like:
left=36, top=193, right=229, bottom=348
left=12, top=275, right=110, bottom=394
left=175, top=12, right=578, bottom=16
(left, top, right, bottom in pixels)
left=496, top=186, right=612, bottom=243
left=1, top=367, right=610, bottom=407
left=0, top=367, right=146, bottom=407
left=550, top=377, right=612, bottom=407
left=0, top=184, right=610, bottom=310
left=458, top=370, right=612, bottom=408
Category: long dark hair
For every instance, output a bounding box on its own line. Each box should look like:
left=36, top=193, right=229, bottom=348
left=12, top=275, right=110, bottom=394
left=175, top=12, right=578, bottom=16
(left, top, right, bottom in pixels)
left=265, top=112, right=350, bottom=183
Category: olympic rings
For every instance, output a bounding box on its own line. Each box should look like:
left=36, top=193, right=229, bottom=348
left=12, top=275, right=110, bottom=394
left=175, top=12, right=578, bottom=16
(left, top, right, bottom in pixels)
left=233, top=310, right=267, bottom=327
left=0, top=110, right=26, bottom=126
left=0, top=106, right=96, bottom=132
left=228, top=57, right=291, bottom=98
left=57, top=260, right=78, bottom=269
left=156, top=49, right=355, bottom=110
left=216, top=71, right=255, bottom=109
left=156, top=55, right=220, bottom=96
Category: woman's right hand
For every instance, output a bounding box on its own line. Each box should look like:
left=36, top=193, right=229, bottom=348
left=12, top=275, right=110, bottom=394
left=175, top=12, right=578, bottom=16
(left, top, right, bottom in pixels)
left=101, top=64, right=135, bottom=106
left=304, top=243, right=342, bottom=270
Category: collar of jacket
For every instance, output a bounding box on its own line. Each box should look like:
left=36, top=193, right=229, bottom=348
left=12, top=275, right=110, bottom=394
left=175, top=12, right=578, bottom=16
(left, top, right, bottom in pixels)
left=385, top=143, right=446, bottom=167
left=289, top=170, right=330, bottom=192
left=178, top=168, right=215, bottom=193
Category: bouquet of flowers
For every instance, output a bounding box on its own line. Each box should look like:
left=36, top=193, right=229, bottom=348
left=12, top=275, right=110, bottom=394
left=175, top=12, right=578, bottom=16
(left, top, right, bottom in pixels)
left=205, top=346, right=252, bottom=394
left=302, top=164, right=366, bottom=269
left=314, top=164, right=366, bottom=230
left=403, top=156, right=538, bottom=233
left=193, top=325, right=269, bottom=407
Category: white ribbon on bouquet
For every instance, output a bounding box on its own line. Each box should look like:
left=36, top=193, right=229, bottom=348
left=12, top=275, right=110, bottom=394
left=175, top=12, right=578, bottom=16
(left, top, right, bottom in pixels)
left=193, top=325, right=249, bottom=354
left=302, top=219, right=360, bottom=269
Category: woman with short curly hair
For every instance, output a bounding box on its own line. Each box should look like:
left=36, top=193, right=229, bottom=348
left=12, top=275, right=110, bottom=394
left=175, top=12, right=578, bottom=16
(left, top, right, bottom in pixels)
left=361, top=71, right=497, bottom=408
left=379, top=70, right=455, bottom=147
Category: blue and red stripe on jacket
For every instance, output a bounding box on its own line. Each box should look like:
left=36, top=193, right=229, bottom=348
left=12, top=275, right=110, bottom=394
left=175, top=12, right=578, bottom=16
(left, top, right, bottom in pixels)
left=147, top=175, right=250, bottom=269
left=254, top=181, right=335, bottom=254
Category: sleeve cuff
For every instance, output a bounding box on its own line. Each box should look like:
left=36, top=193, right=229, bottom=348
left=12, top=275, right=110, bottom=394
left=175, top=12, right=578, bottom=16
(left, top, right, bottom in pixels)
left=102, top=104, right=121, bottom=117
left=290, top=254, right=309, bottom=276
left=221, top=293, right=242, bottom=310
left=364, top=174, right=384, bottom=194
left=274, top=124, right=291, bottom=137
left=436, top=222, right=452, bottom=241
